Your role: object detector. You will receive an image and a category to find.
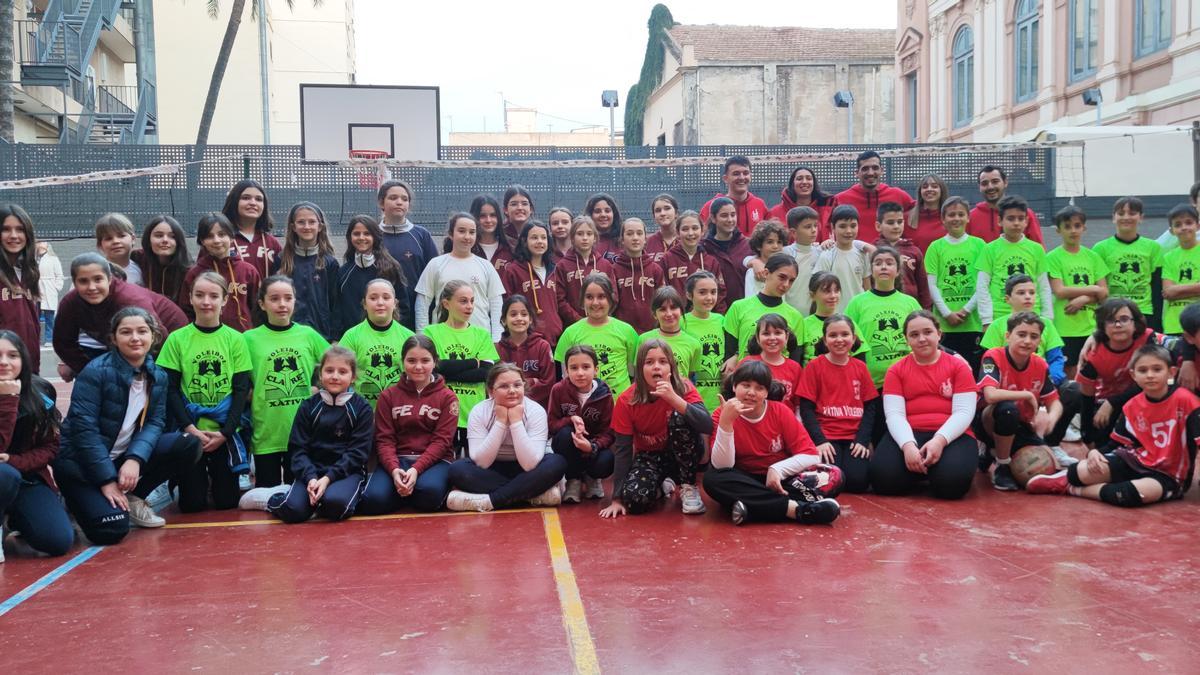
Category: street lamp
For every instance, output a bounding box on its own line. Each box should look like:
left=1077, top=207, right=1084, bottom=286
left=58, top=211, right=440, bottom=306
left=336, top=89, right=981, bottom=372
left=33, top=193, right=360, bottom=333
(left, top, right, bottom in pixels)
left=834, top=90, right=854, bottom=144
left=601, top=90, right=619, bottom=147
left=1082, top=87, right=1103, bottom=127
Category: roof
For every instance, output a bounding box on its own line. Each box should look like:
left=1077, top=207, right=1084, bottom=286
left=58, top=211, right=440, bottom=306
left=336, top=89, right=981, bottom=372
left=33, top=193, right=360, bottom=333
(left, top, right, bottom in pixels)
left=666, top=24, right=895, bottom=63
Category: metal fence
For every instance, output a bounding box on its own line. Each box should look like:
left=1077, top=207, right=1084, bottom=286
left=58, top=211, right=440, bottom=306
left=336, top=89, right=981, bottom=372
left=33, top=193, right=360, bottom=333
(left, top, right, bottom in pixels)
left=0, top=143, right=1059, bottom=239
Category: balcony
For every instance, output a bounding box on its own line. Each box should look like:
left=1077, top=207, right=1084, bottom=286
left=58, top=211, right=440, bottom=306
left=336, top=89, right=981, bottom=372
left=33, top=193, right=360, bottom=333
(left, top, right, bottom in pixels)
left=15, top=19, right=83, bottom=86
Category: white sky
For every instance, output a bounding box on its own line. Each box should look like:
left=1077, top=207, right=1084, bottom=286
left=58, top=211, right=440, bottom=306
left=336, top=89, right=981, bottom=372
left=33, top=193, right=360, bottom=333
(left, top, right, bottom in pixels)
left=354, top=0, right=897, bottom=141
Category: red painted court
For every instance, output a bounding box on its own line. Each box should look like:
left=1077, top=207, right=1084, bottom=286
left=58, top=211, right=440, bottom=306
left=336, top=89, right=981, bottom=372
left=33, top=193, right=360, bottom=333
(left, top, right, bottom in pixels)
left=2, top=472, right=1197, bottom=673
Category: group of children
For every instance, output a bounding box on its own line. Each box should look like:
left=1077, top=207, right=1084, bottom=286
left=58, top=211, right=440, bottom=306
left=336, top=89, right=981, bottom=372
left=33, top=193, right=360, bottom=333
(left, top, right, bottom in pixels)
left=2, top=157, right=1199, bottom=562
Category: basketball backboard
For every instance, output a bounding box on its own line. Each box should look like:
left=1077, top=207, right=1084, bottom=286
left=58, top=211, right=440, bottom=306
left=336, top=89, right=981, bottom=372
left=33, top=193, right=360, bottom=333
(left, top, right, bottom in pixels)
left=299, top=84, right=440, bottom=162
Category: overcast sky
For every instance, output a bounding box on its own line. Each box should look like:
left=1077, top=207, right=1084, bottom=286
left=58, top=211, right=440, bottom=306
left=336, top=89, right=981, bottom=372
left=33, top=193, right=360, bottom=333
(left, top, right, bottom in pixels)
left=354, top=0, right=897, bottom=141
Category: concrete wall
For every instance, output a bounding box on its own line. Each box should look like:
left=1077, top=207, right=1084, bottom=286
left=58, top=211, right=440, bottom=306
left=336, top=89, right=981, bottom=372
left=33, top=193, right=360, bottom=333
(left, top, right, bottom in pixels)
left=642, top=76, right=684, bottom=145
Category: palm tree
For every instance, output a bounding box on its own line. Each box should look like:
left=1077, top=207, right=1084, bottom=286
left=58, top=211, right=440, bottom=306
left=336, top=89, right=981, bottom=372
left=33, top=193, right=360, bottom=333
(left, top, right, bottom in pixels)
left=0, top=0, right=16, bottom=143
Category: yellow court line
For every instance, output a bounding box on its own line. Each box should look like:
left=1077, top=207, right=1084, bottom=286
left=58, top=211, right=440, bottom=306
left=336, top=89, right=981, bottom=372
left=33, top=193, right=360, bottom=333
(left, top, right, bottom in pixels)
left=542, top=510, right=601, bottom=675
left=162, top=507, right=549, bottom=530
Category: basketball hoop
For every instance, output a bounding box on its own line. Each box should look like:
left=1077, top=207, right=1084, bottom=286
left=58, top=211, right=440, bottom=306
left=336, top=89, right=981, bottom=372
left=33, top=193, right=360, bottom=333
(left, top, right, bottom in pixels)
left=349, top=149, right=390, bottom=189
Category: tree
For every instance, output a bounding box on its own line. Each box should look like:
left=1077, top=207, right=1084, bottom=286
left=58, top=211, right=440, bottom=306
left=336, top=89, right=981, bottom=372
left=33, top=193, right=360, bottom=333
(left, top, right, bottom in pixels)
left=624, top=4, right=674, bottom=147
left=0, top=0, right=15, bottom=143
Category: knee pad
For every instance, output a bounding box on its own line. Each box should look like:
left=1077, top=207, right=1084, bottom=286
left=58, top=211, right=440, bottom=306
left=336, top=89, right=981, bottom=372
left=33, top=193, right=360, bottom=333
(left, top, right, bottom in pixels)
left=991, top=401, right=1022, bottom=437
left=83, top=512, right=129, bottom=545
left=1099, top=481, right=1144, bottom=507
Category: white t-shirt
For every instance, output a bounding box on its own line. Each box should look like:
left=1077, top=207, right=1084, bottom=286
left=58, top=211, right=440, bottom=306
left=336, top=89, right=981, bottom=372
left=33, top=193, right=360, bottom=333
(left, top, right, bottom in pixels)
left=414, top=253, right=505, bottom=334
left=813, top=244, right=871, bottom=312
left=110, top=376, right=147, bottom=460
left=479, top=242, right=499, bottom=261
left=123, top=259, right=143, bottom=286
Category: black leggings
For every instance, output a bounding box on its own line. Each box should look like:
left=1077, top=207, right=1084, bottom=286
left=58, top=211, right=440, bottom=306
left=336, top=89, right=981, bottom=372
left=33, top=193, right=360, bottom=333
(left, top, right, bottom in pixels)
left=254, top=452, right=293, bottom=488
left=823, top=439, right=871, bottom=494
left=178, top=441, right=242, bottom=512
left=702, top=467, right=791, bottom=522
left=448, top=454, right=568, bottom=509
left=551, top=427, right=615, bottom=480
left=869, top=430, right=978, bottom=499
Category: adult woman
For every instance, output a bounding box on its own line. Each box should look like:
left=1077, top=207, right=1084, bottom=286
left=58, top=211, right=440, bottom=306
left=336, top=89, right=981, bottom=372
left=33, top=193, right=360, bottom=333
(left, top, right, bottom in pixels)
left=908, top=174, right=950, bottom=253
left=36, top=241, right=63, bottom=346
left=445, top=363, right=567, bottom=511
left=53, top=308, right=201, bottom=543
left=768, top=166, right=839, bottom=240
left=132, top=215, right=192, bottom=309
left=54, top=253, right=187, bottom=381
left=221, top=179, right=281, bottom=279
left=868, top=311, right=978, bottom=499
left=0, top=204, right=43, bottom=371
left=338, top=214, right=410, bottom=330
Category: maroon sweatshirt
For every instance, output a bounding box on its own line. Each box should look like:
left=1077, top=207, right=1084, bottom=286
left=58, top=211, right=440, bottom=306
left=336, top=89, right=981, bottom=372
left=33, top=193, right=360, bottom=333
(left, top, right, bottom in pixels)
left=0, top=384, right=58, bottom=489
left=547, top=377, right=615, bottom=451
left=611, top=252, right=665, bottom=334
left=700, top=191, right=770, bottom=238
left=53, top=277, right=188, bottom=375
left=234, top=229, right=282, bottom=280
left=0, top=281, right=42, bottom=372
left=500, top=261, right=562, bottom=344
left=552, top=250, right=614, bottom=324
left=180, top=251, right=262, bottom=332
left=374, top=374, right=459, bottom=474
left=874, top=236, right=933, bottom=310
left=473, top=242, right=516, bottom=275
left=662, top=242, right=727, bottom=306
left=644, top=232, right=675, bottom=267
left=496, top=331, right=556, bottom=409
left=702, top=231, right=752, bottom=314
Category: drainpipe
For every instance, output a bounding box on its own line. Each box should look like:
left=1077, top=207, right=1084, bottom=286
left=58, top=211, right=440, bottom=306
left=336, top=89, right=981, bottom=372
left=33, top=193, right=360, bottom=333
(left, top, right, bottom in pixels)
left=132, top=0, right=157, bottom=141
left=257, top=0, right=270, bottom=145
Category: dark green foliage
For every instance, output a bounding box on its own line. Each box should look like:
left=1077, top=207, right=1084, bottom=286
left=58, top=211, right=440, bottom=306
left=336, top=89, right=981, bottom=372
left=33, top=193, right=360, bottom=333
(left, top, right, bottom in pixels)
left=624, top=4, right=675, bottom=146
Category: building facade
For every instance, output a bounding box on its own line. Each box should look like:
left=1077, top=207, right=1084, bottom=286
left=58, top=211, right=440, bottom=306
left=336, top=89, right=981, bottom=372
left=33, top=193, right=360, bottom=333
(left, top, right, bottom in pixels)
left=448, top=106, right=620, bottom=146
left=897, top=0, right=1200, bottom=142
left=642, top=24, right=897, bottom=146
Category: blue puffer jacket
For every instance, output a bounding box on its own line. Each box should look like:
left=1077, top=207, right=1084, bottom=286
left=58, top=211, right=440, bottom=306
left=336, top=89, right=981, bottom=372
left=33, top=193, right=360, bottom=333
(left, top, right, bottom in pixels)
left=55, top=350, right=168, bottom=486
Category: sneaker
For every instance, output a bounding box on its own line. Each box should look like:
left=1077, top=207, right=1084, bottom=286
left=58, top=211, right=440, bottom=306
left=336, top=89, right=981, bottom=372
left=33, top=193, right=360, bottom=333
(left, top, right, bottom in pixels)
left=731, top=500, right=748, bottom=526
left=991, top=463, right=1019, bottom=491
left=679, top=483, right=706, bottom=514
left=562, top=479, right=583, bottom=504
left=145, top=483, right=173, bottom=510
left=530, top=485, right=563, bottom=507
left=796, top=498, right=840, bottom=525
left=1062, top=426, right=1082, bottom=442
left=661, top=477, right=677, bottom=499
left=127, top=495, right=166, bottom=528
left=1050, top=446, right=1080, bottom=468
left=446, top=490, right=494, bottom=512
left=585, top=477, right=605, bottom=500
left=238, top=474, right=252, bottom=491
left=239, top=485, right=288, bottom=511
left=1026, top=470, right=1070, bottom=495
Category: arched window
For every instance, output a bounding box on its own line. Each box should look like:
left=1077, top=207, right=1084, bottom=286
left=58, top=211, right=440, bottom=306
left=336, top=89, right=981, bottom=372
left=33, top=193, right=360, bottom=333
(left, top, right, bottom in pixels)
left=1136, top=0, right=1172, bottom=57
left=952, top=26, right=974, bottom=128
left=1014, top=0, right=1039, bottom=102
left=1069, top=0, right=1098, bottom=80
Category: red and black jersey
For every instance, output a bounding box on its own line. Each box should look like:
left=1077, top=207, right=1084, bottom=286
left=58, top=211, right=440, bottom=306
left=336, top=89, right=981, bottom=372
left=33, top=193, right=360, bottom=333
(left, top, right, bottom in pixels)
left=739, top=355, right=804, bottom=412
left=1076, top=329, right=1160, bottom=400
left=978, top=347, right=1058, bottom=422
left=1109, top=386, right=1200, bottom=489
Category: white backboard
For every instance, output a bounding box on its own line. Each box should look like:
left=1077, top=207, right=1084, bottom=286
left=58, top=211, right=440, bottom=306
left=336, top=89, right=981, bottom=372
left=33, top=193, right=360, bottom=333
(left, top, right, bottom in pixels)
left=299, top=84, right=440, bottom=162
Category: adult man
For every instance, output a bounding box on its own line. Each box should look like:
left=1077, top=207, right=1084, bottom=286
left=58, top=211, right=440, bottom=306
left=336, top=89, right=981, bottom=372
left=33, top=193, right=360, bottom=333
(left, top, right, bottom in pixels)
left=699, top=156, right=770, bottom=237
left=834, top=150, right=916, bottom=244
left=969, top=166, right=1045, bottom=244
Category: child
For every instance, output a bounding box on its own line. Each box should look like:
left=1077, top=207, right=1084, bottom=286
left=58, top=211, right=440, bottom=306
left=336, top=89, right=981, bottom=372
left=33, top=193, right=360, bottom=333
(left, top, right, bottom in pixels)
left=376, top=180, right=439, bottom=331
left=924, top=196, right=985, bottom=370
left=266, top=346, right=372, bottom=523
left=681, top=271, right=725, bottom=412
left=813, top=205, right=871, bottom=312
left=1092, top=196, right=1162, bottom=330
left=423, top=281, right=500, bottom=450
left=645, top=194, right=679, bottom=266
left=664, top=210, right=725, bottom=305
left=94, top=213, right=141, bottom=285
left=159, top=272, right=252, bottom=512
left=782, top=206, right=822, bottom=315
left=180, top=213, right=261, bottom=332
left=555, top=273, right=639, bottom=395
left=796, top=314, right=878, bottom=493
left=801, top=272, right=841, bottom=362
left=1155, top=180, right=1200, bottom=251
left=0, top=204, right=44, bottom=371
left=980, top=274, right=1067, bottom=387
left=739, top=313, right=804, bottom=413
left=414, top=213, right=505, bottom=341
left=611, top=217, right=666, bottom=334
left=585, top=193, right=622, bottom=260
left=134, top=215, right=192, bottom=309
left=724, top=253, right=805, bottom=365
left=242, top=276, right=330, bottom=487
left=221, top=179, right=281, bottom=279
left=743, top=220, right=788, bottom=297
left=845, top=247, right=922, bottom=389
left=553, top=215, right=614, bottom=326
left=496, top=294, right=556, bottom=410
left=1029, top=344, right=1200, bottom=506
left=977, top=312, right=1064, bottom=491
left=876, top=201, right=932, bottom=309
left=549, top=345, right=615, bottom=503
left=1045, top=205, right=1108, bottom=373
left=974, top=195, right=1053, bottom=329
left=639, top=286, right=702, bottom=379
left=470, top=194, right=515, bottom=274
left=337, top=279, right=415, bottom=407
left=701, top=196, right=753, bottom=312
left=502, top=185, right=536, bottom=241
left=357, top=335, right=458, bottom=514
left=338, top=214, right=410, bottom=330
left=602, top=340, right=713, bottom=518
left=547, top=206, right=574, bottom=257
left=500, top=220, right=561, bottom=344
left=278, top=202, right=341, bottom=342
left=1076, top=299, right=1164, bottom=446
left=1160, top=204, right=1200, bottom=335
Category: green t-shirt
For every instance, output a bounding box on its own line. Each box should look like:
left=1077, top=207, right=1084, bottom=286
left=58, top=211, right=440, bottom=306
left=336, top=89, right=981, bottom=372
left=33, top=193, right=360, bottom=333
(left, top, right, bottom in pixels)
left=682, top=312, right=725, bottom=411
left=1161, top=244, right=1200, bottom=334
left=638, top=329, right=702, bottom=377
left=555, top=317, right=639, bottom=395
left=157, top=323, right=252, bottom=432
left=801, top=313, right=868, bottom=362
left=845, top=289, right=921, bottom=388
left=1044, top=245, right=1110, bottom=338
left=925, top=235, right=986, bottom=333
left=976, top=236, right=1047, bottom=322
left=423, top=322, right=499, bottom=428
left=724, top=295, right=805, bottom=358
left=243, top=323, right=330, bottom=455
left=338, top=319, right=416, bottom=407
left=980, top=317, right=1065, bottom=356
left=1092, top=235, right=1163, bottom=316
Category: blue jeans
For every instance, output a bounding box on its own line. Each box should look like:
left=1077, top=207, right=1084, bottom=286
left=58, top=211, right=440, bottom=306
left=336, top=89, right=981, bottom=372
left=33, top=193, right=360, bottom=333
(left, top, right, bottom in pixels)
left=0, top=464, right=73, bottom=556
left=40, top=309, right=54, bottom=343
left=449, top=454, right=567, bottom=509
left=356, top=459, right=451, bottom=514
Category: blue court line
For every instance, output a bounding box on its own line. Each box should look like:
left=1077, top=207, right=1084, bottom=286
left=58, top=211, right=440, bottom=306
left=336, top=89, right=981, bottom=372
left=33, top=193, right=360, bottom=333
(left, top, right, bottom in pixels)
left=0, top=546, right=105, bottom=618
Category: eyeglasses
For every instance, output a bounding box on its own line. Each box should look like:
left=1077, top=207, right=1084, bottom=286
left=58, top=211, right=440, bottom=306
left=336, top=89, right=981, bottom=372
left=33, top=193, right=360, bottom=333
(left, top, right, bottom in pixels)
left=1105, top=316, right=1133, bottom=326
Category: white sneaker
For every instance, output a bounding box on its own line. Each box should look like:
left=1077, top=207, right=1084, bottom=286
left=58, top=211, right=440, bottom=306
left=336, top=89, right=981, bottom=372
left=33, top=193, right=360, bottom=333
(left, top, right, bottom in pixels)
left=1062, top=426, right=1082, bottom=442
left=585, top=477, right=605, bottom=500
left=1051, top=446, right=1080, bottom=468
left=238, top=474, right=252, bottom=491
left=238, top=485, right=288, bottom=511
left=661, top=476, right=677, bottom=499
left=529, top=485, right=562, bottom=507
left=446, top=490, right=494, bottom=512
left=127, top=495, right=166, bottom=528
left=679, top=483, right=706, bottom=515
left=562, top=479, right=583, bottom=504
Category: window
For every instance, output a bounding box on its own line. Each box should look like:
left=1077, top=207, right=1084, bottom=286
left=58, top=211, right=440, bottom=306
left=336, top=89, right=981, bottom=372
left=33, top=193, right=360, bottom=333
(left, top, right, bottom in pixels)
left=1014, top=0, right=1040, bottom=102
left=1136, top=0, right=1172, bottom=57
left=952, top=26, right=974, bottom=128
left=907, top=74, right=919, bottom=141
left=1069, top=0, right=1098, bottom=80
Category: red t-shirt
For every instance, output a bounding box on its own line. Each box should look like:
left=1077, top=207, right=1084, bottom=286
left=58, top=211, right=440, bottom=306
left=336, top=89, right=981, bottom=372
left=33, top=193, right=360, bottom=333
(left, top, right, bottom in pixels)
left=978, top=347, right=1059, bottom=422
left=708, top=400, right=816, bottom=475
left=967, top=203, right=1044, bottom=244
left=1110, top=387, right=1200, bottom=486
left=1076, top=329, right=1158, bottom=400
left=739, top=355, right=804, bottom=412
left=612, top=380, right=704, bottom=453
left=883, top=352, right=977, bottom=433
left=796, top=355, right=879, bottom=440
left=910, top=207, right=946, bottom=254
